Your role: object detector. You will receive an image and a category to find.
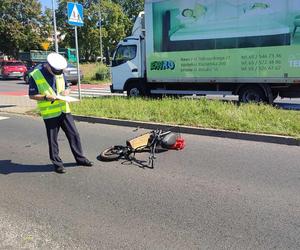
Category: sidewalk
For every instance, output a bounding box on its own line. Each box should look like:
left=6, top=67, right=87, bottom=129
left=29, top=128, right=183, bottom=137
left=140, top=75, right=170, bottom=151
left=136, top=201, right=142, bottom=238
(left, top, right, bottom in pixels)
left=0, top=95, right=36, bottom=114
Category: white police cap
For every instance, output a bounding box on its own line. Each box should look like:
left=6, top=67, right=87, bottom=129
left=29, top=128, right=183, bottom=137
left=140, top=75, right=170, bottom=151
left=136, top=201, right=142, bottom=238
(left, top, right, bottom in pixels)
left=47, top=52, right=67, bottom=70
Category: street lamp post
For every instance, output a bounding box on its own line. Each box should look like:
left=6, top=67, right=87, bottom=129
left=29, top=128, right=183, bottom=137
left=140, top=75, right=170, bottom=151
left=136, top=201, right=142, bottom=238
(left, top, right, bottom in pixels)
left=98, top=9, right=103, bottom=62
left=52, top=0, right=59, bottom=53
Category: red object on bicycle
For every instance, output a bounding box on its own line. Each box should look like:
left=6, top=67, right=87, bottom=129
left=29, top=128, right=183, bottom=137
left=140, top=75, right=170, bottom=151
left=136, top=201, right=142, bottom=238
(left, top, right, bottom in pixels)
left=171, top=137, right=185, bottom=150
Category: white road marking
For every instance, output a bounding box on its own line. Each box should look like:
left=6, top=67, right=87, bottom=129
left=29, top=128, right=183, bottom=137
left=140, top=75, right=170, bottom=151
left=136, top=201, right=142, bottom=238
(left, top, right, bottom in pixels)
left=70, top=87, right=126, bottom=98
left=0, top=116, right=9, bottom=121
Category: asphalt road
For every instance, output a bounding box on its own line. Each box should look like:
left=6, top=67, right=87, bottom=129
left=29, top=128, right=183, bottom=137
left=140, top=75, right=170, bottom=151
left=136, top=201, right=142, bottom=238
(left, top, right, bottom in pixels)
left=0, top=114, right=299, bottom=249
left=0, top=79, right=28, bottom=94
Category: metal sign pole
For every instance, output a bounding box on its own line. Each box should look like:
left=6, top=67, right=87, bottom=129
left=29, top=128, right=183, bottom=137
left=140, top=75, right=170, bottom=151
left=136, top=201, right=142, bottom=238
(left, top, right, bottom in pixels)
left=74, top=26, right=81, bottom=100
left=67, top=2, right=83, bottom=100
left=52, top=0, right=59, bottom=53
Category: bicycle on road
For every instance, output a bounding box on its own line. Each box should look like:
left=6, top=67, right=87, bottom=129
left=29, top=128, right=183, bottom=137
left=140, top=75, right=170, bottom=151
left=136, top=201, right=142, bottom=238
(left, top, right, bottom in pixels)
left=99, top=128, right=185, bottom=168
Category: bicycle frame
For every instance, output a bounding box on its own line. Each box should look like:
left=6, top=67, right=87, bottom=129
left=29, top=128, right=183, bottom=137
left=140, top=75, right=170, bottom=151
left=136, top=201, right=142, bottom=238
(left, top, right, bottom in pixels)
left=99, top=129, right=180, bottom=168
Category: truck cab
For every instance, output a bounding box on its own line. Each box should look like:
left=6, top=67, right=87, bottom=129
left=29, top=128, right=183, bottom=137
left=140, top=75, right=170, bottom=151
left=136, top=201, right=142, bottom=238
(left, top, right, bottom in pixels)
left=110, top=12, right=146, bottom=96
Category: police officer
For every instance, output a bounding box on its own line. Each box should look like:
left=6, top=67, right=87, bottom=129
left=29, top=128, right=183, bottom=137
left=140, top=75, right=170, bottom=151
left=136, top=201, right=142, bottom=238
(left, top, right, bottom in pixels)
left=29, top=52, right=93, bottom=173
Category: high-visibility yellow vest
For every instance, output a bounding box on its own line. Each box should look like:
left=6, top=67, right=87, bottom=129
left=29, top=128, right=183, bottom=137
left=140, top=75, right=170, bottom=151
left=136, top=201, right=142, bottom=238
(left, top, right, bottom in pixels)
left=30, top=69, right=70, bottom=119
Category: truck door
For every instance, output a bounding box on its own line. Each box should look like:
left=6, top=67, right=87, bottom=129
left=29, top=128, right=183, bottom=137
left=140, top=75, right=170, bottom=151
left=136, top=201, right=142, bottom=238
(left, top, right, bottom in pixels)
left=111, top=41, right=141, bottom=92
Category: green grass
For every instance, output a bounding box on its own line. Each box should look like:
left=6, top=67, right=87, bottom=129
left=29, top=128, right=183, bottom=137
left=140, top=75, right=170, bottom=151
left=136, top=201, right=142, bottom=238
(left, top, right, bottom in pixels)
left=71, top=97, right=300, bottom=138
left=80, top=63, right=110, bottom=84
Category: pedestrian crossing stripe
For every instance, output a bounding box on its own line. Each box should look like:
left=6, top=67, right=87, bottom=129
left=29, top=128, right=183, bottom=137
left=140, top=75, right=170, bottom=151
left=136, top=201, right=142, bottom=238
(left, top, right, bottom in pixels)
left=0, top=116, right=9, bottom=121
left=69, top=87, right=126, bottom=98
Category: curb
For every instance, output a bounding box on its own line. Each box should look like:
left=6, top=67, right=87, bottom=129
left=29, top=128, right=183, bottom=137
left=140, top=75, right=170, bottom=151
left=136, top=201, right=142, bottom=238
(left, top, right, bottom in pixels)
left=73, top=115, right=300, bottom=146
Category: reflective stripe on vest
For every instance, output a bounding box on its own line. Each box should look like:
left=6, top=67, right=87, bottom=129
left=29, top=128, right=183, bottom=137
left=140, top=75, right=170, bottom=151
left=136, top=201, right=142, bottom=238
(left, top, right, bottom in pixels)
left=30, top=69, right=70, bottom=119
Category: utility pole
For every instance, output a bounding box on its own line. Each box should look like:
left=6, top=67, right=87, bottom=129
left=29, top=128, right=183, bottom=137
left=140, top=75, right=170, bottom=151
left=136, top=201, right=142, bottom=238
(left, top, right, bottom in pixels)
left=52, top=0, right=59, bottom=53
left=98, top=7, right=103, bottom=62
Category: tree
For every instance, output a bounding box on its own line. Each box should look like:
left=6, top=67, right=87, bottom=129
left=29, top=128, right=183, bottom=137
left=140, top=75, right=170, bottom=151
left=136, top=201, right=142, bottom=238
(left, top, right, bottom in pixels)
left=112, top=0, right=144, bottom=35
left=0, top=0, right=52, bottom=57
left=56, top=0, right=129, bottom=61
left=41, top=8, right=54, bottom=44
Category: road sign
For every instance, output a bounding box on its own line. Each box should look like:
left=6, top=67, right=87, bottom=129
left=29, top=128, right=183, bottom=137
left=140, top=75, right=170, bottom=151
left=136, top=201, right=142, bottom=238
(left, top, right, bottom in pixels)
left=67, top=2, right=84, bottom=27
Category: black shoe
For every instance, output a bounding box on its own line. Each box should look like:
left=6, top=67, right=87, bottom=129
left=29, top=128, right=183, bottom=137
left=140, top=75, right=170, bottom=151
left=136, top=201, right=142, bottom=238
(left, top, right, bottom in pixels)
left=77, top=159, right=93, bottom=167
left=54, top=165, right=66, bottom=174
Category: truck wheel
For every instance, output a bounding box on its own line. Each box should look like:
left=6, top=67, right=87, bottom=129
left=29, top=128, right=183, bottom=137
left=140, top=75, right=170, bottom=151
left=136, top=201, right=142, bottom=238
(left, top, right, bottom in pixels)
left=127, top=83, right=144, bottom=97
left=272, top=91, right=279, bottom=101
left=238, top=86, right=266, bottom=103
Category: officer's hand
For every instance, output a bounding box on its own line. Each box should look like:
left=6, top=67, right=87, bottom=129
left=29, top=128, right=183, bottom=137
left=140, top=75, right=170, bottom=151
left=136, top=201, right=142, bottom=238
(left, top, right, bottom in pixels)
left=46, top=95, right=57, bottom=101
left=60, top=89, right=70, bottom=96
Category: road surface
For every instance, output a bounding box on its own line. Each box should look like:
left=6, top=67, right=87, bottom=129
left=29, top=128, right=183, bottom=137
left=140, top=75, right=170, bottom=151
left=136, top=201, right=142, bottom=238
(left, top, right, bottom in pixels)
left=0, top=114, right=299, bottom=249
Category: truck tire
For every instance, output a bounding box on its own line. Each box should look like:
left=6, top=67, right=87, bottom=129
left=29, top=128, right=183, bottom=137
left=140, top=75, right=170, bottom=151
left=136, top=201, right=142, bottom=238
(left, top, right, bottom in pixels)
left=238, top=86, right=266, bottom=103
left=126, top=83, right=145, bottom=97
left=272, top=91, right=279, bottom=101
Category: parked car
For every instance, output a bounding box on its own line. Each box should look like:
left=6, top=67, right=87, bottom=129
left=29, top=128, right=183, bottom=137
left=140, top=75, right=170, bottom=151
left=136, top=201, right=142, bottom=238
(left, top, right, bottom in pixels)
left=0, top=60, right=27, bottom=80
left=24, top=63, right=83, bottom=85
left=64, top=63, right=83, bottom=85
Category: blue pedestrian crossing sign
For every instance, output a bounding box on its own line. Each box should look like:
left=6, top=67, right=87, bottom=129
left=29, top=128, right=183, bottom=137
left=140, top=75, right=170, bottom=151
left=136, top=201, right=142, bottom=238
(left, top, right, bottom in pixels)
left=67, top=2, right=84, bottom=26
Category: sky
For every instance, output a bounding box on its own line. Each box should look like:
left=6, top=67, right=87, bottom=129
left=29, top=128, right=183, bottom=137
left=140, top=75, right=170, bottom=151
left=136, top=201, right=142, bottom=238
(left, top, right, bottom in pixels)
left=40, top=0, right=56, bottom=10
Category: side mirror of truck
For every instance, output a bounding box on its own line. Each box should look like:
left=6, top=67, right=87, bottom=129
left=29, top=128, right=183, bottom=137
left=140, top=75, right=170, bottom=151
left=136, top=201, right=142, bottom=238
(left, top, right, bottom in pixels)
left=111, top=60, right=117, bottom=67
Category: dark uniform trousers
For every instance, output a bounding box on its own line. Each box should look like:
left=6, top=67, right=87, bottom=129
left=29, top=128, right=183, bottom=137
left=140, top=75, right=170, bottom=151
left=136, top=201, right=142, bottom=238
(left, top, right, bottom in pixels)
left=44, top=112, right=86, bottom=167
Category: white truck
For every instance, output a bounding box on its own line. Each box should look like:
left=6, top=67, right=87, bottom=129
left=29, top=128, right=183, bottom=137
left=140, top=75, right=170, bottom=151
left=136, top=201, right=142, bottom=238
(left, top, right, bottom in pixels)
left=110, top=0, right=300, bottom=103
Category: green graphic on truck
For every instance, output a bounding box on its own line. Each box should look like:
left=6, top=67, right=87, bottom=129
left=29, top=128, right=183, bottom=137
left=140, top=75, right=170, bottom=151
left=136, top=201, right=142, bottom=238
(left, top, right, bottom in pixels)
left=147, top=0, right=300, bottom=79
left=150, top=60, right=176, bottom=71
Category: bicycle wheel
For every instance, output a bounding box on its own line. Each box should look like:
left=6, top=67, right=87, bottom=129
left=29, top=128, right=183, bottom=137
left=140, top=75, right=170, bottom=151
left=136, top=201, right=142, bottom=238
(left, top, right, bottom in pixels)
left=99, top=145, right=126, bottom=161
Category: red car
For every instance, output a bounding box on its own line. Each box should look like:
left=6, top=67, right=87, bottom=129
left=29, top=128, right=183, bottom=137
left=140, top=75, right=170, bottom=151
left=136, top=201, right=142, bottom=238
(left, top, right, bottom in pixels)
left=0, top=60, right=27, bottom=79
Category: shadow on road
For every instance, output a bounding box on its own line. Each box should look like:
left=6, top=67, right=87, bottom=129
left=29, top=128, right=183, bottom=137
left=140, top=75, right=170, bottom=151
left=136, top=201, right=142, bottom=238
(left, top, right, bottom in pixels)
left=96, top=148, right=168, bottom=169
left=16, top=81, right=27, bottom=85
left=96, top=154, right=152, bottom=169
left=274, top=103, right=300, bottom=110
left=0, top=160, right=77, bottom=174
left=0, top=105, right=16, bottom=108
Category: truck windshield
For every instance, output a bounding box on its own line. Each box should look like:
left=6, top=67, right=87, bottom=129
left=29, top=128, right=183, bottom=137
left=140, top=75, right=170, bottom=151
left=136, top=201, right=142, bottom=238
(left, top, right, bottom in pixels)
left=112, top=45, right=137, bottom=66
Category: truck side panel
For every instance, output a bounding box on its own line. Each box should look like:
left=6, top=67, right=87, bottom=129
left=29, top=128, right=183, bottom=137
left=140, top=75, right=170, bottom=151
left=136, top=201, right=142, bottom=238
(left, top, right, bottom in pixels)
left=145, top=0, right=300, bottom=83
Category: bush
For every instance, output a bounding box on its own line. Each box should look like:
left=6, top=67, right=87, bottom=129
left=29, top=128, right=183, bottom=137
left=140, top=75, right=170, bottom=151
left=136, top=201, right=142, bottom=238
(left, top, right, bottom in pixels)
left=80, top=63, right=110, bottom=83
left=94, top=65, right=110, bottom=80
